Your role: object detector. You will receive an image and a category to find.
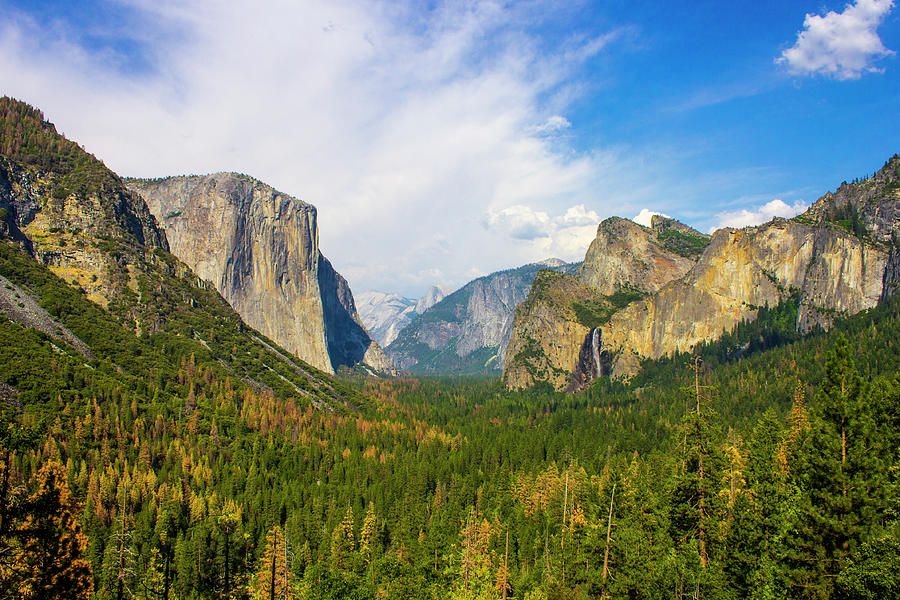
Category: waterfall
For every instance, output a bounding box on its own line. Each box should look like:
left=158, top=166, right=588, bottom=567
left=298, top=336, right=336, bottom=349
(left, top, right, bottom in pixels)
left=591, top=327, right=602, bottom=378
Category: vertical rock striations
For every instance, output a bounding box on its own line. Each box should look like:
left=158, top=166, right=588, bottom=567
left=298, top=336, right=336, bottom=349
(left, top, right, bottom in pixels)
left=503, top=217, right=707, bottom=390
left=600, top=219, right=888, bottom=378
left=127, top=174, right=390, bottom=374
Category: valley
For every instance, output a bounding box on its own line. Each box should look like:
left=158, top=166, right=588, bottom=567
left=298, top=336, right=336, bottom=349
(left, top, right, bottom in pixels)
left=1, top=96, right=898, bottom=600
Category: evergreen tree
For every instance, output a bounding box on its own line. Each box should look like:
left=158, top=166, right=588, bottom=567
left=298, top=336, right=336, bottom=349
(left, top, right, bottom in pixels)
left=10, top=461, right=94, bottom=599
left=669, top=364, right=728, bottom=597
left=788, top=337, right=890, bottom=598
left=252, top=525, right=291, bottom=600
left=725, top=409, right=791, bottom=599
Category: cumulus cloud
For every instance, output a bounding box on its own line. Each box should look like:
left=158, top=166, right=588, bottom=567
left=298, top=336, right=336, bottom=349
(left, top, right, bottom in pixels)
left=484, top=203, right=601, bottom=258
left=777, top=0, right=895, bottom=79
left=632, top=208, right=670, bottom=227
left=711, top=199, right=808, bottom=231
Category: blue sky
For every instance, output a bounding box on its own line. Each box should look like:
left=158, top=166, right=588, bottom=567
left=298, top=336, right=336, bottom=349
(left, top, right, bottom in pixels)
left=1, top=0, right=898, bottom=297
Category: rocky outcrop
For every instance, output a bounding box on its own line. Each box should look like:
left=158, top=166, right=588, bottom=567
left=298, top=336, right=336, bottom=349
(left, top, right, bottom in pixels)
left=804, top=154, right=900, bottom=245
left=387, top=260, right=576, bottom=375
left=1, top=106, right=169, bottom=310
left=503, top=156, right=900, bottom=390
left=502, top=270, right=604, bottom=390
left=127, top=174, right=391, bottom=374
left=601, top=219, right=888, bottom=378
left=503, top=216, right=707, bottom=390
left=416, top=285, right=451, bottom=315
left=317, top=254, right=395, bottom=373
left=577, top=216, right=702, bottom=294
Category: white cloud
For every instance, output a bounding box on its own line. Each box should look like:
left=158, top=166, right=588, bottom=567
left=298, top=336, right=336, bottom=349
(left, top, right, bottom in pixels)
left=483, top=203, right=601, bottom=259
left=632, top=208, right=670, bottom=227
left=484, top=205, right=551, bottom=241
left=711, top=199, right=808, bottom=231
left=533, top=115, right=571, bottom=135
left=0, top=1, right=708, bottom=297
left=777, top=0, right=895, bottom=80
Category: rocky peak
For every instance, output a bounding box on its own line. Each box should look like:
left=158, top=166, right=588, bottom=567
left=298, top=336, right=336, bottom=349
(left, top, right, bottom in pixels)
left=534, top=257, right=567, bottom=268
left=504, top=155, right=900, bottom=391
left=387, top=261, right=576, bottom=374
left=415, top=285, right=452, bottom=314
left=577, top=216, right=700, bottom=295
left=1, top=97, right=168, bottom=308
left=127, top=173, right=392, bottom=375
left=802, top=154, right=900, bottom=245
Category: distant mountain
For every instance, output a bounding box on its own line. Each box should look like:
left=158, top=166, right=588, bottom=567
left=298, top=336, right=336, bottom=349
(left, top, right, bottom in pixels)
left=357, top=285, right=451, bottom=348
left=386, top=259, right=578, bottom=375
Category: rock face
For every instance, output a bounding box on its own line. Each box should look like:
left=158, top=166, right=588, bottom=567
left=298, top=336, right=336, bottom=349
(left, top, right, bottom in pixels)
left=601, top=219, right=888, bottom=378
left=416, top=285, right=451, bottom=316
left=502, top=155, right=900, bottom=390
left=502, top=270, right=603, bottom=390
left=578, top=216, right=701, bottom=295
left=127, top=174, right=391, bottom=374
left=503, top=217, right=708, bottom=390
left=357, top=285, right=450, bottom=348
left=0, top=100, right=169, bottom=311
left=387, top=260, right=577, bottom=374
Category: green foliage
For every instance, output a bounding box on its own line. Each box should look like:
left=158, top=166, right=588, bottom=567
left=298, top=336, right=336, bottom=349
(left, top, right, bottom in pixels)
left=827, top=202, right=868, bottom=239
left=835, top=536, right=900, bottom=600
left=0, top=97, right=120, bottom=197
left=571, top=287, right=644, bottom=328
left=2, top=100, right=899, bottom=597
left=655, top=227, right=710, bottom=258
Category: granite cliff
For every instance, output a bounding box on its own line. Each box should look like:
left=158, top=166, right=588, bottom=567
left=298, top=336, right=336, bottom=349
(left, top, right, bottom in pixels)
left=387, top=259, right=577, bottom=374
left=0, top=97, right=362, bottom=417
left=503, top=156, right=899, bottom=390
left=127, top=174, right=393, bottom=375
left=600, top=218, right=888, bottom=379
left=503, top=218, right=707, bottom=389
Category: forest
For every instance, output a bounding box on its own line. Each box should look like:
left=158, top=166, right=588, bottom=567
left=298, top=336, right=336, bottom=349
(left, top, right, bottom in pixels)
left=1, top=232, right=898, bottom=599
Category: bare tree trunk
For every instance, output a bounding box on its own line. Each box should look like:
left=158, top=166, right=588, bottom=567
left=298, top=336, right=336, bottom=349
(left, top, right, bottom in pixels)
left=602, top=483, right=616, bottom=584
left=269, top=532, right=278, bottom=600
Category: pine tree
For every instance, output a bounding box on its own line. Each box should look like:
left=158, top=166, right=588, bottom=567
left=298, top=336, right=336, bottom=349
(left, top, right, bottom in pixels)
left=787, top=337, right=890, bottom=598
left=669, top=361, right=727, bottom=596
left=251, top=525, right=291, bottom=600
left=330, top=506, right=355, bottom=570
left=725, top=409, right=791, bottom=598
left=10, top=461, right=94, bottom=599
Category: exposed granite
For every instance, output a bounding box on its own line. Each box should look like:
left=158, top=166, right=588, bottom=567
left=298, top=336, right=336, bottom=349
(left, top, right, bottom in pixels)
left=127, top=173, right=392, bottom=374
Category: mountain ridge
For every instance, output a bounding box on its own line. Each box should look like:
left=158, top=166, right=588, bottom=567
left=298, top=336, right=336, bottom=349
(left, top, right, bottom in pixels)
left=502, top=155, right=900, bottom=390
left=386, top=259, right=578, bottom=374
